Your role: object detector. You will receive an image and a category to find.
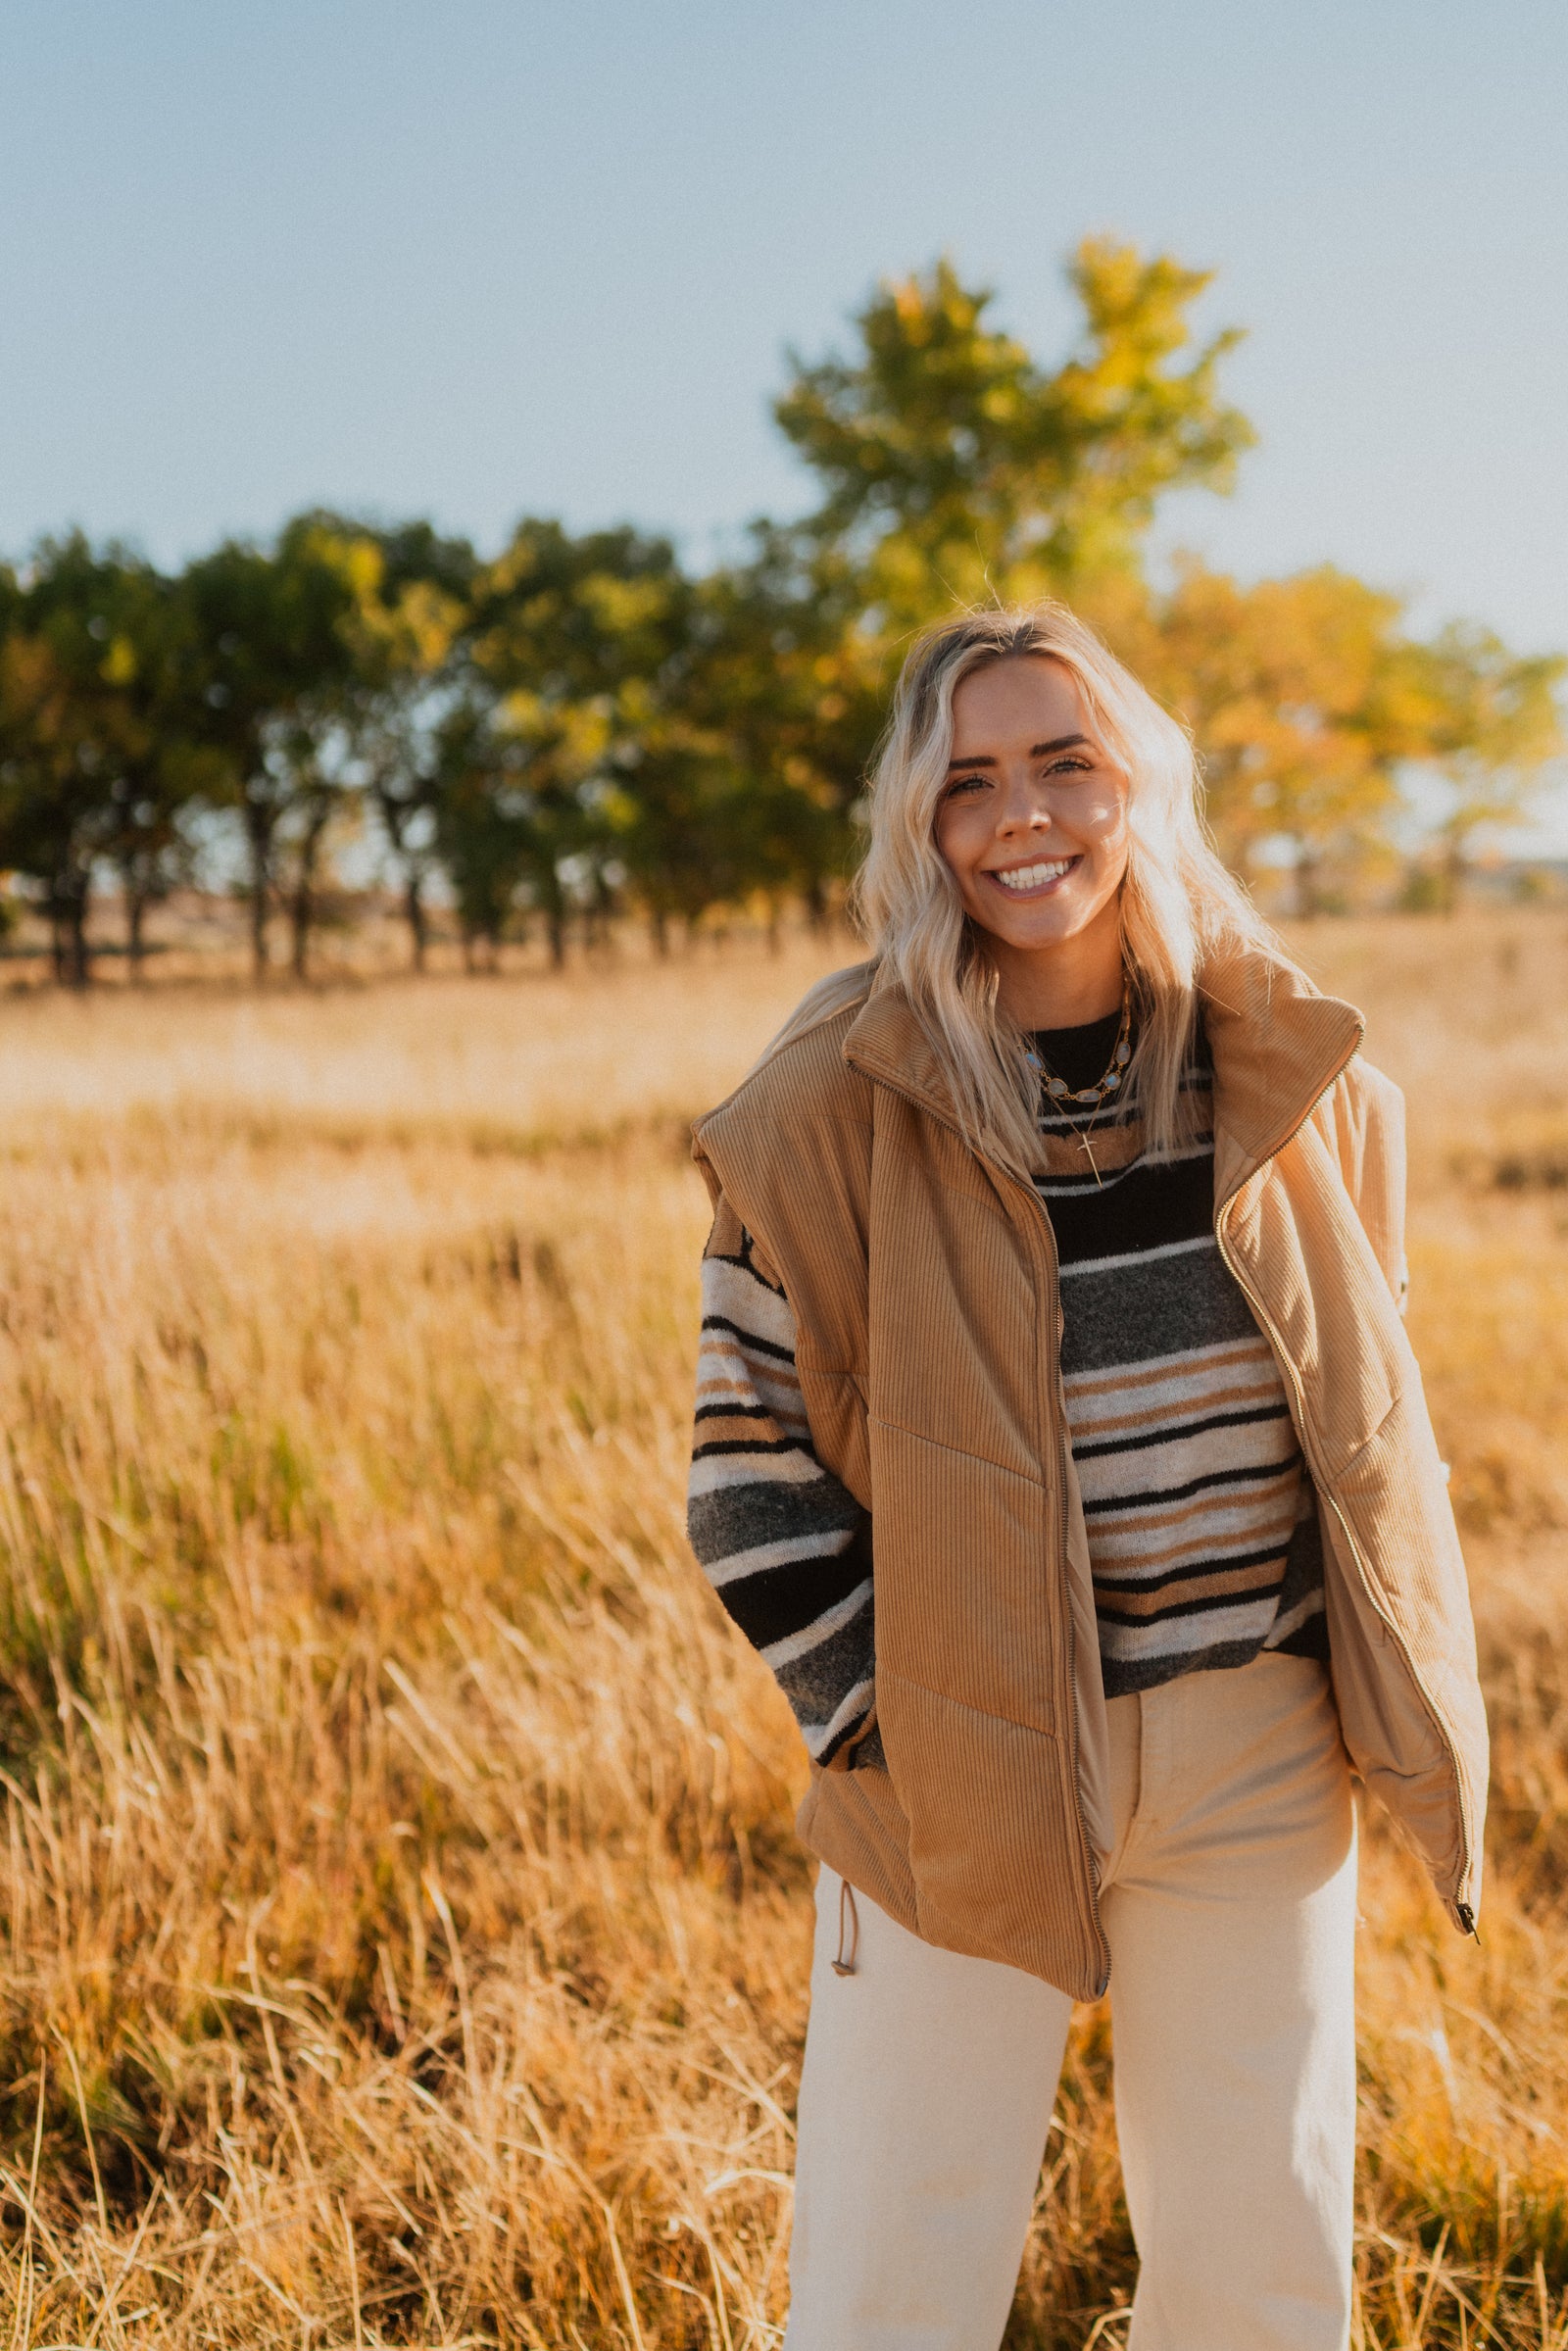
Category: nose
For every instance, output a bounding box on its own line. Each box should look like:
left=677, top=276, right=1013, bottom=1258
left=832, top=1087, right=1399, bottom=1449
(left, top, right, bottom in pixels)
left=996, top=768, right=1051, bottom=834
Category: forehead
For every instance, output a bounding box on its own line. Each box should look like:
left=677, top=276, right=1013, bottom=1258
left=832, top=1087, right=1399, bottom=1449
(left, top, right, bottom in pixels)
left=950, top=654, right=1092, bottom=746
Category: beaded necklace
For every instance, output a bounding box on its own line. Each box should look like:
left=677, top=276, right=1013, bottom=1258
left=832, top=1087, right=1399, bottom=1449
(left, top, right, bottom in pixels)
left=1025, top=978, right=1133, bottom=1186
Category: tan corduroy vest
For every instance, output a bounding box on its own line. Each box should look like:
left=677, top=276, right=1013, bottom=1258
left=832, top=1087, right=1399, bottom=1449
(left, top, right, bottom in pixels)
left=692, top=948, right=1488, bottom=1998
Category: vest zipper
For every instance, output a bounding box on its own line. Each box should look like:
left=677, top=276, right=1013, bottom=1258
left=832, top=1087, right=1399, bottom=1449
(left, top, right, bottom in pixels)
left=1214, top=1192, right=1475, bottom=1927
left=845, top=1046, right=1112, bottom=1995
left=995, top=1151, right=1113, bottom=1995
left=1038, top=1188, right=1113, bottom=1998
left=927, top=1144, right=1113, bottom=1995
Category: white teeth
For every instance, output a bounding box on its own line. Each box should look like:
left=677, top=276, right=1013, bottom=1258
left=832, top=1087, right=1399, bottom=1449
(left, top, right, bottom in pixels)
left=993, top=858, right=1072, bottom=892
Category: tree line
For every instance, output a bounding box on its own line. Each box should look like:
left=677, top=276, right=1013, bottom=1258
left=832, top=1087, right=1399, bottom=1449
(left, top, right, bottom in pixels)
left=1, top=239, right=1560, bottom=985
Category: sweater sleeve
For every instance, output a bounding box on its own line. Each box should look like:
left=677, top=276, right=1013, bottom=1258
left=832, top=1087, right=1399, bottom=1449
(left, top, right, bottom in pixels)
left=686, top=1195, right=875, bottom=1765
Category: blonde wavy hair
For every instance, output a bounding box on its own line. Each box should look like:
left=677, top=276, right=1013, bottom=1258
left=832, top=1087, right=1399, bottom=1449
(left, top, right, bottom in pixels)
left=854, top=603, right=1276, bottom=1174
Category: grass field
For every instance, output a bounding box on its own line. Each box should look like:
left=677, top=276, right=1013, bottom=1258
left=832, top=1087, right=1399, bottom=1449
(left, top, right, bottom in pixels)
left=0, top=910, right=1565, bottom=2348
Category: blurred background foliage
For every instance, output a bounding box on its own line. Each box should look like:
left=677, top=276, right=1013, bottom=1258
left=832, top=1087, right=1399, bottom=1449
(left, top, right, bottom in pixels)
left=0, top=238, right=1560, bottom=984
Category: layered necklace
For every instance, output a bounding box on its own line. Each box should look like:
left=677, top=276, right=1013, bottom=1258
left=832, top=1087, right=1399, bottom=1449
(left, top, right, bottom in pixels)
left=1026, top=977, right=1133, bottom=1186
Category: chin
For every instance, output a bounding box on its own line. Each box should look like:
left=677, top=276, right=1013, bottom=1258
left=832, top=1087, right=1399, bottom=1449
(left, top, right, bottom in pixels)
left=989, top=903, right=1089, bottom=952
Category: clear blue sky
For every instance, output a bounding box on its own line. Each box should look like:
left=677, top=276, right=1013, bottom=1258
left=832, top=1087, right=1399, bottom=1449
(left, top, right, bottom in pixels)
left=2, top=0, right=1564, bottom=666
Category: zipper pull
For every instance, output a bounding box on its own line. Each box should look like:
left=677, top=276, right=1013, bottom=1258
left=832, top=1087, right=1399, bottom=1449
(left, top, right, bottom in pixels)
left=1455, top=1901, right=1479, bottom=1942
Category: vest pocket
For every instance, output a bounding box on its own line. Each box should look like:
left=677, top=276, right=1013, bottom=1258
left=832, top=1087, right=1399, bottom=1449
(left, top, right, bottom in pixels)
left=868, top=1416, right=1061, bottom=1736
left=876, top=1666, right=1102, bottom=1992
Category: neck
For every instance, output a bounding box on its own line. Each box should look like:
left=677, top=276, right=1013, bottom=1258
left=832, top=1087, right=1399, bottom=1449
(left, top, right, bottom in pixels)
left=985, top=906, right=1125, bottom=1030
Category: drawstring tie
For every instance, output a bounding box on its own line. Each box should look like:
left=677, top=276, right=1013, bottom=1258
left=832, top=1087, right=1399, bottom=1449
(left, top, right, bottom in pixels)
left=831, top=1879, right=859, bottom=1977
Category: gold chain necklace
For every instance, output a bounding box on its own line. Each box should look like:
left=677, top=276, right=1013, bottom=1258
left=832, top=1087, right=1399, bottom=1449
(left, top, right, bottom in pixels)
left=1027, top=980, right=1133, bottom=1186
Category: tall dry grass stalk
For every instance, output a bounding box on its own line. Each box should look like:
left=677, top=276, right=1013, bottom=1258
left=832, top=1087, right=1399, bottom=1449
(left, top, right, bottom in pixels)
left=0, top=915, right=1564, bottom=2346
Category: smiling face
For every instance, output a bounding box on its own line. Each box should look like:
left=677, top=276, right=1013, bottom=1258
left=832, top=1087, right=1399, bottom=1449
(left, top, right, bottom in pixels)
left=934, top=653, right=1132, bottom=1026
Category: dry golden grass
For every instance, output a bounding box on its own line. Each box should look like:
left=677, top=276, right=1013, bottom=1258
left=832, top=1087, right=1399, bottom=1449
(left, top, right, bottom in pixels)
left=0, top=911, right=1564, bottom=2348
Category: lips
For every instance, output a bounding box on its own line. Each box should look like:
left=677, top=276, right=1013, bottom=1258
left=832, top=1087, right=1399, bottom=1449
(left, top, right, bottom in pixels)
left=987, top=856, right=1079, bottom=895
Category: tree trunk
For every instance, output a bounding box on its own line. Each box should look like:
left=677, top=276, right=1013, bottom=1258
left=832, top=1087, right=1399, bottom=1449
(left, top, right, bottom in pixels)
left=290, top=859, right=314, bottom=981
left=1443, top=834, right=1466, bottom=914
left=650, top=906, right=668, bottom=958
left=127, top=891, right=148, bottom=983
left=288, top=806, right=332, bottom=983
left=46, top=880, right=92, bottom=986
left=546, top=906, right=565, bottom=970
left=246, top=803, right=273, bottom=982
left=64, top=895, right=91, bottom=988
left=379, top=795, right=430, bottom=973
left=405, top=869, right=427, bottom=973
left=290, top=880, right=311, bottom=981
left=250, top=876, right=270, bottom=976
left=592, top=867, right=616, bottom=958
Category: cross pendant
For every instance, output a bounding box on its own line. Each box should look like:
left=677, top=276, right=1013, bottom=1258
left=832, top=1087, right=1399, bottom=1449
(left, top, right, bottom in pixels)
left=1078, top=1131, right=1102, bottom=1186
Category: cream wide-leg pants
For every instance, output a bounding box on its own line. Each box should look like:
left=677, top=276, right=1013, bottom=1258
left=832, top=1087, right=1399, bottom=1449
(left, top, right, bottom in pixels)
left=785, top=1652, right=1358, bottom=2351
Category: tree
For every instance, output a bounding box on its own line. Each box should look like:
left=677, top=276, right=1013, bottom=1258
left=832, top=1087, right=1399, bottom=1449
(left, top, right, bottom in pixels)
left=776, top=239, right=1253, bottom=630
left=666, top=536, right=887, bottom=934
left=0, top=537, right=188, bottom=984
left=0, top=624, right=105, bottom=983
left=176, top=518, right=362, bottom=980
left=462, top=521, right=693, bottom=960
left=1420, top=625, right=1565, bottom=905
left=337, top=520, right=476, bottom=970
left=1137, top=564, right=1439, bottom=911
left=268, top=710, right=357, bottom=980
left=427, top=695, right=554, bottom=969
left=93, top=561, right=214, bottom=978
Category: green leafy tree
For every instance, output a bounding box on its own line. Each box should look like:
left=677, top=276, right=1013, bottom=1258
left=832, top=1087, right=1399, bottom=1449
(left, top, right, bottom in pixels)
left=95, top=560, right=216, bottom=977
left=427, top=695, right=560, bottom=968
left=335, top=520, right=477, bottom=969
left=0, top=587, right=104, bottom=982
left=776, top=239, right=1253, bottom=630
left=176, top=517, right=362, bottom=980
left=461, top=521, right=692, bottom=960
left=669, top=537, right=887, bottom=933
left=0, top=536, right=190, bottom=983
left=268, top=711, right=358, bottom=981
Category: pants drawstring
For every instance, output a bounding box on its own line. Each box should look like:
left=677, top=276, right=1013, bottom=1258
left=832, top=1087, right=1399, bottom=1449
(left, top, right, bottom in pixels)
left=832, top=1878, right=859, bottom=1977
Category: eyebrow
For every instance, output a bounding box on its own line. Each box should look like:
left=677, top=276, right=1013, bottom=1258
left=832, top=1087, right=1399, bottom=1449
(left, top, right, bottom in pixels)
left=946, top=732, right=1091, bottom=771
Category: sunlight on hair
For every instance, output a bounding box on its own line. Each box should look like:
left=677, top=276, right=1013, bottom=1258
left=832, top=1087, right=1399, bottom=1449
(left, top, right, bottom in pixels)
left=855, top=603, right=1282, bottom=1173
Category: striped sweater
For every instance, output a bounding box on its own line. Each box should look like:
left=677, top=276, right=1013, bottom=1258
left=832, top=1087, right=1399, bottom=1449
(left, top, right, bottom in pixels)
left=687, top=1208, right=875, bottom=1763
left=1034, top=1008, right=1326, bottom=1698
left=686, top=1013, right=1324, bottom=1757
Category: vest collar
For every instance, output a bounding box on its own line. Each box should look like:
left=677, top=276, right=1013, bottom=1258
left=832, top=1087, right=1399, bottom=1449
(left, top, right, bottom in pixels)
left=842, top=946, right=1364, bottom=1199
left=1198, top=947, right=1363, bottom=1197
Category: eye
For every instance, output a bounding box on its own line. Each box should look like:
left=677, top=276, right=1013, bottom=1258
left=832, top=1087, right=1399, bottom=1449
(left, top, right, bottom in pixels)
left=945, top=771, right=990, bottom=798
left=1042, top=753, right=1095, bottom=779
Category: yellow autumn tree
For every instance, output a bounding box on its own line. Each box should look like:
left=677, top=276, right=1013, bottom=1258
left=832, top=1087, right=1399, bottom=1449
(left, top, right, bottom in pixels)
left=1138, top=563, right=1442, bottom=912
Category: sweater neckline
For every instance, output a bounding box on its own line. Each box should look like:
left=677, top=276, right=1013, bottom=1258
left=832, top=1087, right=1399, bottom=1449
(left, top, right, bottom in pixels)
left=1031, top=1008, right=1124, bottom=1097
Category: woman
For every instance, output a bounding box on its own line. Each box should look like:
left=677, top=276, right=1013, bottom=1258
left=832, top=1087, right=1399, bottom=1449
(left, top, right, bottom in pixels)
left=686, top=605, right=1486, bottom=2351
